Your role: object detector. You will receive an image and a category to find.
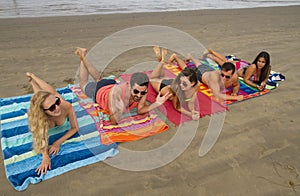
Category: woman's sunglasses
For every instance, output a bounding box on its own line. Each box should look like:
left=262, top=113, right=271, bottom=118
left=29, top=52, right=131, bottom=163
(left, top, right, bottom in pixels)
left=44, top=97, right=61, bottom=112
left=221, top=73, right=231, bottom=79
left=180, top=81, right=188, bottom=87
left=133, top=89, right=147, bottom=96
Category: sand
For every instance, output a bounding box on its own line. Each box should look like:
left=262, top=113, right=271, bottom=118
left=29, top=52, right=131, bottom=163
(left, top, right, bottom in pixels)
left=0, top=5, right=300, bottom=195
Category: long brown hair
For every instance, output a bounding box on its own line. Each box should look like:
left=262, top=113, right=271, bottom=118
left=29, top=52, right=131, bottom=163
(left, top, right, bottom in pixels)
left=252, top=51, right=271, bottom=83
left=170, top=67, right=198, bottom=108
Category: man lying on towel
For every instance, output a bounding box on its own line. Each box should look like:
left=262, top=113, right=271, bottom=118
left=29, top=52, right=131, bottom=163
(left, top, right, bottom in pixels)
left=169, top=53, right=244, bottom=102
left=75, top=48, right=171, bottom=125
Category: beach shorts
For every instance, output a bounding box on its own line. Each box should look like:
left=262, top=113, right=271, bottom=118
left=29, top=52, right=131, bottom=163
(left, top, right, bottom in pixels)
left=192, top=64, right=215, bottom=83
left=159, top=79, right=174, bottom=91
left=84, top=79, right=117, bottom=101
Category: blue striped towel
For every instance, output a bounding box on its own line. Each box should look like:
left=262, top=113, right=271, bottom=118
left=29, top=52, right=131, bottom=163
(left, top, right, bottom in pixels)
left=0, top=86, right=118, bottom=191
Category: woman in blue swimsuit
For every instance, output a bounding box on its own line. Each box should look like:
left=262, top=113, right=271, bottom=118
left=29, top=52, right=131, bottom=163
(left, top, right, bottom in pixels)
left=26, top=72, right=79, bottom=175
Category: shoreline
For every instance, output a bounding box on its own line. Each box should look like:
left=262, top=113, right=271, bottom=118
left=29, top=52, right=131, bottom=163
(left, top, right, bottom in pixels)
left=0, top=5, right=299, bottom=98
left=0, top=5, right=300, bottom=195
left=1, top=5, right=299, bottom=20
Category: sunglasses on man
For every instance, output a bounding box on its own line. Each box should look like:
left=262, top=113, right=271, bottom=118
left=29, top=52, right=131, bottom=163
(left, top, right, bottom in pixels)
left=221, top=73, right=231, bottom=79
left=44, top=97, right=61, bottom=112
left=133, top=89, right=147, bottom=96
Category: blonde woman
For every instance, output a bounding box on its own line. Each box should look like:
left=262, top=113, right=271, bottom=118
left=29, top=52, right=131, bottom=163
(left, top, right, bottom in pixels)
left=27, top=72, right=78, bottom=175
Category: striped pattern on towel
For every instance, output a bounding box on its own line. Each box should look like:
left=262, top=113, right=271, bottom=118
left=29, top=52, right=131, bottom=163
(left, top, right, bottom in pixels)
left=169, top=58, right=272, bottom=105
left=70, top=85, right=169, bottom=145
left=0, top=86, right=118, bottom=191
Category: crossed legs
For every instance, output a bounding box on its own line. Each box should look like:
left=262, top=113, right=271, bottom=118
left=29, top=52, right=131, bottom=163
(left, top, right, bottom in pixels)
left=151, top=46, right=167, bottom=79
left=206, top=49, right=228, bottom=66
left=167, top=53, right=188, bottom=70
left=150, top=46, right=169, bottom=92
left=75, top=48, right=101, bottom=91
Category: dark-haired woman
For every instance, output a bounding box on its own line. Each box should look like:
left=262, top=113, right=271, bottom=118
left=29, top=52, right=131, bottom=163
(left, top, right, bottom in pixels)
left=151, top=46, right=200, bottom=120
left=237, top=51, right=271, bottom=91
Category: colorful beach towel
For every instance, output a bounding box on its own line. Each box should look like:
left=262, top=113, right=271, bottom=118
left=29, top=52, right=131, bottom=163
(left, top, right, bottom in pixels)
left=186, top=57, right=284, bottom=105
left=0, top=86, right=118, bottom=191
left=225, top=56, right=285, bottom=90
left=120, top=71, right=227, bottom=126
left=70, top=85, right=169, bottom=145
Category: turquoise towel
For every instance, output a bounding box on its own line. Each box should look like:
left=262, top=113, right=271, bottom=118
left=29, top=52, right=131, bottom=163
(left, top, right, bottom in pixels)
left=0, top=86, right=118, bottom=191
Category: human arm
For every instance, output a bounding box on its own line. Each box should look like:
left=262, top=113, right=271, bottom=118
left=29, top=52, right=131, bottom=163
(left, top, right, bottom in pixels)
left=108, top=85, right=125, bottom=125
left=211, top=85, right=244, bottom=101
left=171, top=96, right=199, bottom=120
left=231, top=75, right=240, bottom=96
left=207, top=73, right=243, bottom=101
left=243, top=64, right=264, bottom=90
left=137, top=92, right=172, bottom=114
left=187, top=95, right=200, bottom=120
left=35, top=148, right=51, bottom=175
left=260, top=65, right=271, bottom=88
left=213, top=90, right=244, bottom=102
left=49, top=101, right=79, bottom=155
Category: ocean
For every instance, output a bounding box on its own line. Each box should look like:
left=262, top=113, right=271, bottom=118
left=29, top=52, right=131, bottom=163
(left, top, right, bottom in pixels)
left=1, top=0, right=300, bottom=18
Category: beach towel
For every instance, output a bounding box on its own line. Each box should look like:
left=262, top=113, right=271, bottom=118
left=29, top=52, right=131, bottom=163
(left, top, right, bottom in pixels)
left=162, top=56, right=285, bottom=106
left=70, top=85, right=169, bottom=145
left=120, top=70, right=227, bottom=126
left=225, top=56, right=285, bottom=90
left=266, top=71, right=285, bottom=88
left=200, top=57, right=285, bottom=105
left=0, top=86, right=118, bottom=191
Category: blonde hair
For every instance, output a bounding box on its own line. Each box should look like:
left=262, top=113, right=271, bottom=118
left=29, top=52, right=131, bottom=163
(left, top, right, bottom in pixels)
left=28, top=91, right=51, bottom=153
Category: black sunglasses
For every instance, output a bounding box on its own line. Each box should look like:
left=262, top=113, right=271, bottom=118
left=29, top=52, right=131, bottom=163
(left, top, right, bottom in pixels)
left=221, top=73, right=231, bottom=79
left=180, top=81, right=188, bottom=87
left=44, top=97, right=61, bottom=112
left=133, top=89, right=147, bottom=96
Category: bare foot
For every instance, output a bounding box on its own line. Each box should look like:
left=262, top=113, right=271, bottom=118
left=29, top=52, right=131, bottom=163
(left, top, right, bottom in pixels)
left=153, top=46, right=162, bottom=62
left=186, top=53, right=192, bottom=61
left=201, top=50, right=213, bottom=60
left=168, top=53, right=177, bottom=64
left=202, top=50, right=210, bottom=58
left=207, top=48, right=214, bottom=54
left=75, top=47, right=87, bottom=60
left=207, top=53, right=214, bottom=59
left=161, top=48, right=167, bottom=62
left=26, top=72, right=33, bottom=82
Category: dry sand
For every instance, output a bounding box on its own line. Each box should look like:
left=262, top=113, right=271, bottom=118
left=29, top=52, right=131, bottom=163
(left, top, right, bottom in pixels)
left=0, top=6, right=300, bottom=195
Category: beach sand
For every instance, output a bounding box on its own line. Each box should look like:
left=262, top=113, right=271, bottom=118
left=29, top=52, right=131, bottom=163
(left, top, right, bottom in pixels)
left=0, top=6, right=300, bottom=195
